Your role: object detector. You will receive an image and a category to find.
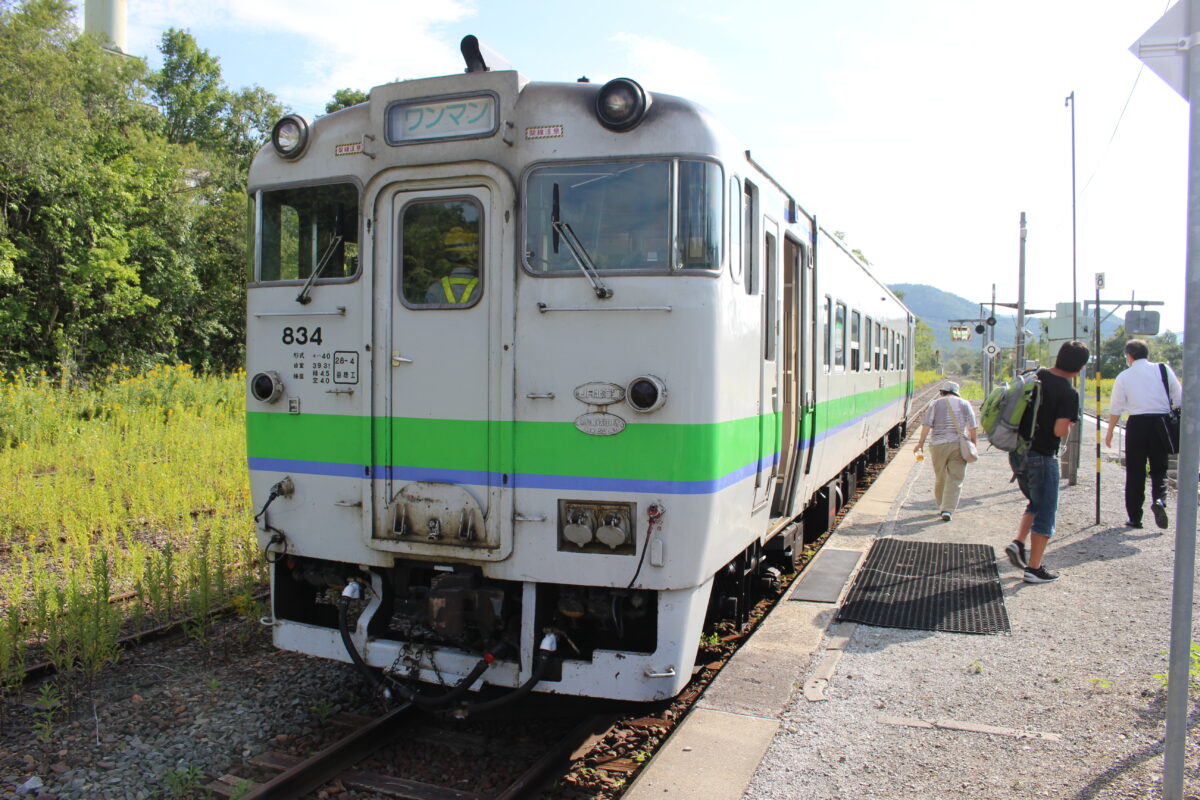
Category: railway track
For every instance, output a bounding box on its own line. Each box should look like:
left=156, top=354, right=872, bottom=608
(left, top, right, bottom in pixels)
left=207, top=703, right=620, bottom=799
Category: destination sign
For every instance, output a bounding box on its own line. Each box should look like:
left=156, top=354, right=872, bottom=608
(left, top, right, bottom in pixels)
left=387, top=95, right=497, bottom=143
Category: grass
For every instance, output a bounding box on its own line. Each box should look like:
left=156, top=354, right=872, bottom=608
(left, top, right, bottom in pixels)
left=0, top=366, right=263, bottom=699
left=946, top=374, right=1114, bottom=416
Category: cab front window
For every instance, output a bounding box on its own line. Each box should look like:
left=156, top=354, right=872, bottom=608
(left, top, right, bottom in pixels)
left=256, top=183, right=359, bottom=282
left=523, top=158, right=722, bottom=274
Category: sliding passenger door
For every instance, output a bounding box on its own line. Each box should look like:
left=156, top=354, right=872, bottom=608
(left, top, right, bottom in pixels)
left=753, top=218, right=780, bottom=510
left=773, top=236, right=805, bottom=516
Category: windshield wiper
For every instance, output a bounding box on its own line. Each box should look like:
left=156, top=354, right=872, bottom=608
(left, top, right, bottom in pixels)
left=296, top=207, right=345, bottom=305
left=552, top=183, right=612, bottom=299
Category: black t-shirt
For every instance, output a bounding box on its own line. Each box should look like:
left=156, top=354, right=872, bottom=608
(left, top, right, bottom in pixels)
left=1021, top=369, right=1079, bottom=456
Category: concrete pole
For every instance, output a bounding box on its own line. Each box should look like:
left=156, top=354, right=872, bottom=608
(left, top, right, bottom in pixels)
left=1016, top=213, right=1027, bottom=375
left=1067, top=91, right=1078, bottom=342
left=1162, top=1, right=1200, bottom=795
left=990, top=285, right=997, bottom=395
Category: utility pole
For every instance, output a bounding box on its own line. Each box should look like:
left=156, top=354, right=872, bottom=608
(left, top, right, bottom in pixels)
left=1015, top=213, right=1027, bottom=376
left=1066, top=91, right=1078, bottom=341
left=1094, top=274, right=1103, bottom=525
left=990, top=285, right=997, bottom=392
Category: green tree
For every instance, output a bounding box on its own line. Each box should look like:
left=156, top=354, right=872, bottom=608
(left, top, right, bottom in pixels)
left=0, top=0, right=169, bottom=372
left=0, top=3, right=282, bottom=376
left=913, top=319, right=938, bottom=370
left=1096, top=325, right=1184, bottom=378
left=326, top=88, right=368, bottom=113
left=147, top=28, right=228, bottom=148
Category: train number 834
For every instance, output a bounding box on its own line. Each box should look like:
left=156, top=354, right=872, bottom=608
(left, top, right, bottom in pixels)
left=281, top=326, right=323, bottom=345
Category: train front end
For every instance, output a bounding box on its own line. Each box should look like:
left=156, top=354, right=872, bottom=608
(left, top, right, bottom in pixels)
left=245, top=44, right=748, bottom=704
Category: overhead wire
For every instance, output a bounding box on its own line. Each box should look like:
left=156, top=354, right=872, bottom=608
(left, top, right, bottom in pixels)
left=1080, top=0, right=1172, bottom=196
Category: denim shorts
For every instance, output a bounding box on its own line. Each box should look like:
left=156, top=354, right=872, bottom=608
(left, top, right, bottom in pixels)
left=1010, top=451, right=1060, bottom=538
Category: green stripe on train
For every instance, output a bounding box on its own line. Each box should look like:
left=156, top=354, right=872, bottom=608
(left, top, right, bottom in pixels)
left=246, top=379, right=911, bottom=478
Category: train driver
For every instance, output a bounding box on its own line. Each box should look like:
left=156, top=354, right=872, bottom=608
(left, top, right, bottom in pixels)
left=425, top=226, right=480, bottom=304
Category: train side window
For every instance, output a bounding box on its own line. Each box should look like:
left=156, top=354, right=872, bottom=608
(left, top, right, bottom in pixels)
left=850, top=310, right=861, bottom=372
left=863, top=317, right=873, bottom=372
left=743, top=181, right=757, bottom=295
left=678, top=160, right=723, bottom=270
left=257, top=183, right=359, bottom=283
left=823, top=296, right=832, bottom=370
left=729, top=177, right=743, bottom=283
left=834, top=302, right=846, bottom=370
left=880, top=326, right=889, bottom=370
left=878, top=321, right=888, bottom=371
left=399, top=198, right=483, bottom=308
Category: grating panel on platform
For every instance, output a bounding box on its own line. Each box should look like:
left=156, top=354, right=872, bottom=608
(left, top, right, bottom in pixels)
left=790, top=549, right=862, bottom=603
left=836, top=538, right=1010, bottom=634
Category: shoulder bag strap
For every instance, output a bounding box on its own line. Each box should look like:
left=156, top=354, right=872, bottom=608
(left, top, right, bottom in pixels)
left=1159, top=363, right=1176, bottom=411
left=945, top=397, right=966, bottom=439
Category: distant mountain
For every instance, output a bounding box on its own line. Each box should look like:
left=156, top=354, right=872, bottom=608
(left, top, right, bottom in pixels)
left=888, top=283, right=1119, bottom=356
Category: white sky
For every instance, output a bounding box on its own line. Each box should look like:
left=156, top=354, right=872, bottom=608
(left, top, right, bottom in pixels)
left=90, top=0, right=1190, bottom=333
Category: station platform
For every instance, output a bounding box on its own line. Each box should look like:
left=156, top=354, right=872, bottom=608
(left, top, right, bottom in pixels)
left=624, top=416, right=1197, bottom=799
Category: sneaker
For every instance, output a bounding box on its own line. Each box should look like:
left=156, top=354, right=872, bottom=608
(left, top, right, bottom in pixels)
left=940, top=511, right=952, bottom=522
left=1124, top=519, right=1143, bottom=529
left=1005, top=540, right=1027, bottom=570
left=1023, top=565, right=1060, bottom=584
left=1152, top=501, right=1169, bottom=530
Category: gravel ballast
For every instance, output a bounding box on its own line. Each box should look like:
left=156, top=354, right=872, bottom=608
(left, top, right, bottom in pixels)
left=1, top=614, right=370, bottom=799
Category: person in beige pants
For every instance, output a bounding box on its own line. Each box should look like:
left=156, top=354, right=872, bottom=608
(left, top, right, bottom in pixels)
left=912, top=381, right=978, bottom=521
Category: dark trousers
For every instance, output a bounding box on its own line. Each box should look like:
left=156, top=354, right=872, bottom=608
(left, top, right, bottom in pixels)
left=1125, top=414, right=1170, bottom=523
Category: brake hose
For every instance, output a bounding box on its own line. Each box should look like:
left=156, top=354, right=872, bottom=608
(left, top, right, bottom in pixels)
left=337, top=582, right=495, bottom=708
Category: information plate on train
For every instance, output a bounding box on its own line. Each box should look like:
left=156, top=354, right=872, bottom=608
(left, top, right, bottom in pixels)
left=387, top=95, right=497, bottom=143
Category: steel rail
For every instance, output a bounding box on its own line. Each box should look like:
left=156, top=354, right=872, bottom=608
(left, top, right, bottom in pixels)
left=239, top=702, right=417, bottom=800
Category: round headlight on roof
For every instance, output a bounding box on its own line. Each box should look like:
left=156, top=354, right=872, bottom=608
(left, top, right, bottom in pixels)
left=271, top=115, right=310, bottom=160
left=595, top=78, right=650, bottom=132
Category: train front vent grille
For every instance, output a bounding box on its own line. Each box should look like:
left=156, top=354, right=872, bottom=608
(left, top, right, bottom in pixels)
left=837, top=538, right=1010, bottom=635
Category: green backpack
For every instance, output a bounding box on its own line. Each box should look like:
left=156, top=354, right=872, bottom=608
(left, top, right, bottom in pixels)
left=979, top=371, right=1041, bottom=454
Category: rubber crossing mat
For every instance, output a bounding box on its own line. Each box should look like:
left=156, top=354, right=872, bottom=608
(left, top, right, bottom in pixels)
left=836, top=538, right=1010, bottom=634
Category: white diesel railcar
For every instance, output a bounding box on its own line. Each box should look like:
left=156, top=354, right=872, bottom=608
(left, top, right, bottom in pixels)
left=246, top=37, right=914, bottom=706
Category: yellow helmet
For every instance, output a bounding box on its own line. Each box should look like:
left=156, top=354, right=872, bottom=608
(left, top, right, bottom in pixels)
left=443, top=226, right=479, bottom=260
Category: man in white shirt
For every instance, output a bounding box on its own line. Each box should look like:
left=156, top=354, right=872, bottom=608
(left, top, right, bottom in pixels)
left=1104, top=339, right=1182, bottom=529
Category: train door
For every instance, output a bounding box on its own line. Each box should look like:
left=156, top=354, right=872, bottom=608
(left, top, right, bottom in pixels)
left=372, top=175, right=514, bottom=560
left=773, top=236, right=806, bottom=517
left=754, top=217, right=780, bottom=510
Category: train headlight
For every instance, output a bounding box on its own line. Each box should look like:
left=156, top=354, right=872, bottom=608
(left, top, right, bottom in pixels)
left=271, top=115, right=310, bottom=160
left=595, top=78, right=650, bottom=132
left=626, top=375, right=666, bottom=413
left=250, top=371, right=285, bottom=403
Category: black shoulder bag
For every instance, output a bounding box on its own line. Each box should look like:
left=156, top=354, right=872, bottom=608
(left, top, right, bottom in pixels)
left=1159, top=363, right=1181, bottom=455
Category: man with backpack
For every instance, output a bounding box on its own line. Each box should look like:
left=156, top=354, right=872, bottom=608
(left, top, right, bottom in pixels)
left=1003, top=340, right=1090, bottom=584
left=1103, top=339, right=1182, bottom=530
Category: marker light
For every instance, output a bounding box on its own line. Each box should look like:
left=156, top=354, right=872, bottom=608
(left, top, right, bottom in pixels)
left=271, top=115, right=310, bottom=160
left=627, top=375, right=666, bottom=413
left=251, top=371, right=284, bottom=403
left=595, top=78, right=650, bottom=132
